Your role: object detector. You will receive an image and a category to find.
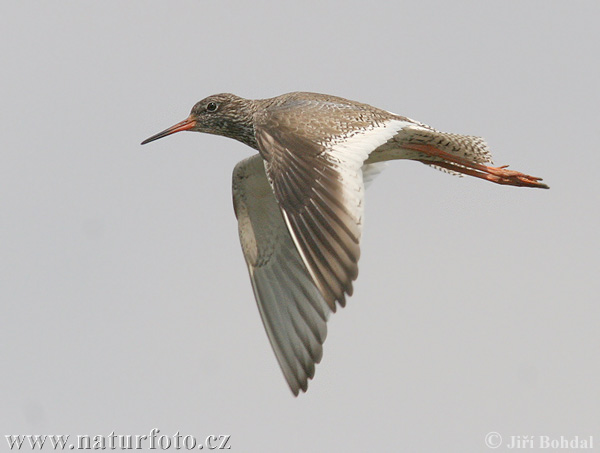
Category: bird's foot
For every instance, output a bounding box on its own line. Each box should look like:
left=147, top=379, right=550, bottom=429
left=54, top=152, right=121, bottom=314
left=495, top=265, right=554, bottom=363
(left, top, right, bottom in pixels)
left=404, top=144, right=549, bottom=189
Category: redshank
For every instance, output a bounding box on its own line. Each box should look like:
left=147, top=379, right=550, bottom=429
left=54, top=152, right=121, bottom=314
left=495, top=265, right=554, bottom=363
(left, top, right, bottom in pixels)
left=141, top=92, right=548, bottom=395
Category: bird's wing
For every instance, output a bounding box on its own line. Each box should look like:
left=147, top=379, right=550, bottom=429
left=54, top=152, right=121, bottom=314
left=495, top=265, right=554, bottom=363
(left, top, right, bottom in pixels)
left=361, top=162, right=387, bottom=188
left=232, top=155, right=331, bottom=396
left=254, top=103, right=407, bottom=308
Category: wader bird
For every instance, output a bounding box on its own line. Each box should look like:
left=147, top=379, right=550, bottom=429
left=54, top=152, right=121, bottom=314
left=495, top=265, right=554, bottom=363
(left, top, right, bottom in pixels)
left=142, top=92, right=548, bottom=395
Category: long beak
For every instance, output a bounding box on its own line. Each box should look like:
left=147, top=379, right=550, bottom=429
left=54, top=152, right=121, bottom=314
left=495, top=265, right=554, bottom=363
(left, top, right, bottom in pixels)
left=141, top=116, right=197, bottom=145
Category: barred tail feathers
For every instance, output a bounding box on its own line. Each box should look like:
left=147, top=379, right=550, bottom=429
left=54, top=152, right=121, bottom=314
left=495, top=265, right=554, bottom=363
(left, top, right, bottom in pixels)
left=392, top=124, right=495, bottom=176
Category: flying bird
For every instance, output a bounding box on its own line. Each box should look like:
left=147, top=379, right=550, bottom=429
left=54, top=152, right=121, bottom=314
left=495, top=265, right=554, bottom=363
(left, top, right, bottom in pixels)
left=141, top=92, right=548, bottom=395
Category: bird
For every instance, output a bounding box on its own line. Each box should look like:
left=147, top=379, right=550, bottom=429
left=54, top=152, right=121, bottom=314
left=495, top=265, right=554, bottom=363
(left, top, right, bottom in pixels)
left=141, top=91, right=548, bottom=396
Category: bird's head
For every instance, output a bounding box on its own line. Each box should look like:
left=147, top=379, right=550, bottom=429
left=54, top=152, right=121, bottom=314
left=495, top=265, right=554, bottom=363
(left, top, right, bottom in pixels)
left=141, top=93, right=259, bottom=149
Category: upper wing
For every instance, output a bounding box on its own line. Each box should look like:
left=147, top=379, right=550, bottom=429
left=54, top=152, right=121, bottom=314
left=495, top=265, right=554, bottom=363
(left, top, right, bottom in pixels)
left=232, top=155, right=331, bottom=396
left=254, top=103, right=406, bottom=308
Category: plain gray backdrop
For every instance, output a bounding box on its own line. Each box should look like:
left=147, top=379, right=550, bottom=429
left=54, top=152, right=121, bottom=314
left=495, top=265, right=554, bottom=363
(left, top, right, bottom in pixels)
left=2, top=1, right=599, bottom=451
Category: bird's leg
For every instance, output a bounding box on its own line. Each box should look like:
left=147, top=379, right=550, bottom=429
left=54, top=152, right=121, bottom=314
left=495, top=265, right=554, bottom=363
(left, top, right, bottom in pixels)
left=403, top=144, right=549, bottom=189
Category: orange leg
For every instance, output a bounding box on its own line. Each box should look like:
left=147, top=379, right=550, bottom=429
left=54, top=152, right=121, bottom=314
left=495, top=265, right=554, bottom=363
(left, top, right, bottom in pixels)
left=404, top=144, right=549, bottom=189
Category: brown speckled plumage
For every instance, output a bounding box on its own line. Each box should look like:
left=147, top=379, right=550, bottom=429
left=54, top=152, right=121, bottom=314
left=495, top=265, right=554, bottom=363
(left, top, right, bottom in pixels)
left=142, top=91, right=548, bottom=396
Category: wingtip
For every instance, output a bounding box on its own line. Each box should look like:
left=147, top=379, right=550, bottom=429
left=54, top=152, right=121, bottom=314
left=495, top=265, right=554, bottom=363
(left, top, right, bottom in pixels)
left=290, top=383, right=304, bottom=398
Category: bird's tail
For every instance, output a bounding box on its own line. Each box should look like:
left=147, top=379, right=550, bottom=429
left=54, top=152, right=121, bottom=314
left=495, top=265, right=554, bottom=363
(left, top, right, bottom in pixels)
left=394, top=125, right=548, bottom=189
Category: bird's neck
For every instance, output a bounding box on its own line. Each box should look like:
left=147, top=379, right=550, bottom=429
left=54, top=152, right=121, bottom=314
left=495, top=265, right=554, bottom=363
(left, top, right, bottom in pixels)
left=223, top=98, right=267, bottom=151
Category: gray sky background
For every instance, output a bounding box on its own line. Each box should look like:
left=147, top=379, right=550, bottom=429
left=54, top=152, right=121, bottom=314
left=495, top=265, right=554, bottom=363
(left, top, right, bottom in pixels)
left=2, top=1, right=599, bottom=451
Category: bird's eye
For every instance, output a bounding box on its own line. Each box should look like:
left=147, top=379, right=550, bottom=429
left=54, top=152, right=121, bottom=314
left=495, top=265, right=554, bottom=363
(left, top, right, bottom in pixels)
left=206, top=102, right=218, bottom=112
